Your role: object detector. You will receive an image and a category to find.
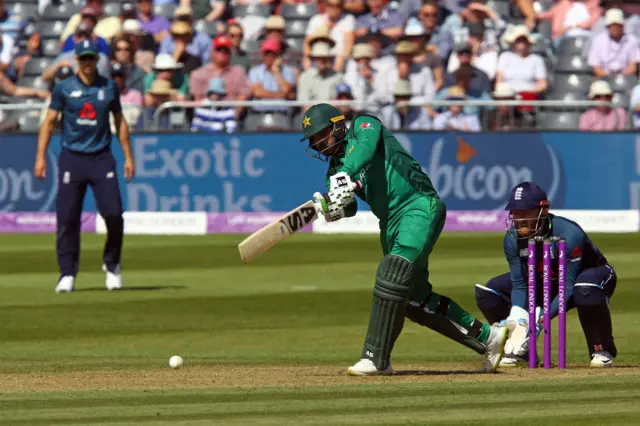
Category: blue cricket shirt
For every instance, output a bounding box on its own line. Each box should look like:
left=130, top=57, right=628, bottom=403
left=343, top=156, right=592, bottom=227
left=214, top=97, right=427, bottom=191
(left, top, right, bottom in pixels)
left=505, top=214, right=610, bottom=318
left=49, top=74, right=122, bottom=153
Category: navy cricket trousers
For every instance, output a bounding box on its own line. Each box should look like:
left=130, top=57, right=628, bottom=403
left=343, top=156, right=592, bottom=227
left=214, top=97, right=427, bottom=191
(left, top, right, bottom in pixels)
left=56, top=148, right=124, bottom=277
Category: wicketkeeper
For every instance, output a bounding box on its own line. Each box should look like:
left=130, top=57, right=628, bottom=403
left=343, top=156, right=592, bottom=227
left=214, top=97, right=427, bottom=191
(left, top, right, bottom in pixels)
left=300, top=103, right=508, bottom=375
left=475, top=182, right=617, bottom=367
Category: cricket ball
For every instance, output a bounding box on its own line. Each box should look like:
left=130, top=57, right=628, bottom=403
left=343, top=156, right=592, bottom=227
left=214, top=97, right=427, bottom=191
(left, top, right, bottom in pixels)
left=169, top=355, right=183, bottom=369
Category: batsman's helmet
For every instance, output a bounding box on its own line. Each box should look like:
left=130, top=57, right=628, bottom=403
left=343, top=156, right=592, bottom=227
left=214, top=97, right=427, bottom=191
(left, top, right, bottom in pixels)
left=300, top=104, right=347, bottom=141
left=299, top=103, right=348, bottom=160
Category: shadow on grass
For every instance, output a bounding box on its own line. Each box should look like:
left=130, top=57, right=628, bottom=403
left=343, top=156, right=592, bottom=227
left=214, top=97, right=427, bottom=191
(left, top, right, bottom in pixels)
left=73, top=285, right=187, bottom=292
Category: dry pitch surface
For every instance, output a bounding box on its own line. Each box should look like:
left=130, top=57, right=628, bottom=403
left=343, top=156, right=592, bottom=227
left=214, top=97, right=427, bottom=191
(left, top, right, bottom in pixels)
left=1, top=233, right=639, bottom=425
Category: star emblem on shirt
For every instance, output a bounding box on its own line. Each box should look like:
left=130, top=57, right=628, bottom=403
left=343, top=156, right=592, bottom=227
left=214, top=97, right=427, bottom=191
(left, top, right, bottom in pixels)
left=303, top=116, right=311, bottom=127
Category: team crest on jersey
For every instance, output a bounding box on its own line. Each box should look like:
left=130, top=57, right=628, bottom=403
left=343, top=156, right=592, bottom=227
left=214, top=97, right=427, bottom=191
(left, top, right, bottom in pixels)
left=70, top=90, right=82, bottom=98
left=98, top=90, right=104, bottom=101
left=359, top=122, right=372, bottom=130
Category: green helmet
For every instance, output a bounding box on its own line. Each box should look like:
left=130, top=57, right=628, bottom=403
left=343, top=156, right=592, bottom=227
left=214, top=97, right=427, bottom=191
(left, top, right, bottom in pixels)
left=299, top=103, right=346, bottom=142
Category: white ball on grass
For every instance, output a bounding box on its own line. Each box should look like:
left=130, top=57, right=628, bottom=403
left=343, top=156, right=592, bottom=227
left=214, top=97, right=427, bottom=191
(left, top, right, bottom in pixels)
left=169, top=355, right=183, bottom=369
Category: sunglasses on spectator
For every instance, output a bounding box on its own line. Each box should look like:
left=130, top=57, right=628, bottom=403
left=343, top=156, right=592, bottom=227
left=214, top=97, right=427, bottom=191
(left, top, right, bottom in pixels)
left=78, top=55, right=98, bottom=62
left=215, top=47, right=231, bottom=53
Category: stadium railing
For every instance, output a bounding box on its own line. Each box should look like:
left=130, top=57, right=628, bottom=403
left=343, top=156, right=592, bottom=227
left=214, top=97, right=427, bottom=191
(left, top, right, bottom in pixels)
left=0, top=100, right=623, bottom=132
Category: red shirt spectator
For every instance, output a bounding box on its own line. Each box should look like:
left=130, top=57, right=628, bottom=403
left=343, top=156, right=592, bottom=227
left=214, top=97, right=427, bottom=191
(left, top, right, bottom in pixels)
left=189, top=35, right=251, bottom=115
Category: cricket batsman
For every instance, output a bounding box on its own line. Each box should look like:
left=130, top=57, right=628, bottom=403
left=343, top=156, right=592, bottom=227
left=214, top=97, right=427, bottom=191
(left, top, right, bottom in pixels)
left=34, top=39, right=135, bottom=293
left=300, top=103, right=508, bottom=375
left=475, top=182, right=617, bottom=368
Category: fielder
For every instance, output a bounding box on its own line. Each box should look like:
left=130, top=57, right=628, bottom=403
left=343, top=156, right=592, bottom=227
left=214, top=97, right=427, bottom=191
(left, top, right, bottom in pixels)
left=300, top=104, right=508, bottom=376
left=475, top=182, right=617, bottom=367
left=34, top=39, right=135, bottom=293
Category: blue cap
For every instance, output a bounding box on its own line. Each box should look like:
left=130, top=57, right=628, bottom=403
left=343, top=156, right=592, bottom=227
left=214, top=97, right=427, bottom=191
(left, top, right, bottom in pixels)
left=207, top=77, right=226, bottom=95
left=74, top=39, right=98, bottom=57
left=505, top=182, right=549, bottom=211
left=336, top=83, right=352, bottom=95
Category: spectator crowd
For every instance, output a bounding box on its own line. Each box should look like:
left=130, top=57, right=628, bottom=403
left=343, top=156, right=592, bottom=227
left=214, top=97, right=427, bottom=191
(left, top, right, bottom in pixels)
left=1, top=0, right=639, bottom=132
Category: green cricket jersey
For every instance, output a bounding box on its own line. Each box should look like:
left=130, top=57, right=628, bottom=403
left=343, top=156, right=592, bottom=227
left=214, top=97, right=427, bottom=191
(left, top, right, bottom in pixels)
left=325, top=115, right=439, bottom=226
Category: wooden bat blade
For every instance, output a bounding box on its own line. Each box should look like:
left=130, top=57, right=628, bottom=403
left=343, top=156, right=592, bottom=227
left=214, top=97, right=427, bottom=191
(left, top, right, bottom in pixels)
left=238, top=200, right=318, bottom=264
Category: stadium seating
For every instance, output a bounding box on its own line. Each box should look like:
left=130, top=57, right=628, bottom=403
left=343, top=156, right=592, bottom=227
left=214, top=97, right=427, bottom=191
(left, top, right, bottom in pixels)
left=42, top=39, right=63, bottom=58
left=607, top=74, right=638, bottom=93
left=551, top=73, right=594, bottom=95
left=556, top=35, right=590, bottom=57
left=22, top=59, right=54, bottom=77
left=6, top=3, right=38, bottom=19
left=555, top=54, right=591, bottom=74
left=1, top=0, right=636, bottom=132
left=280, top=4, right=319, bottom=20
left=17, top=77, right=49, bottom=91
left=42, top=4, right=80, bottom=20
left=232, top=4, right=272, bottom=18
left=194, top=21, right=219, bottom=37
left=244, top=112, right=291, bottom=131
left=284, top=20, right=307, bottom=39
left=103, top=2, right=122, bottom=17
left=153, top=3, right=176, bottom=19
left=539, top=111, right=581, bottom=130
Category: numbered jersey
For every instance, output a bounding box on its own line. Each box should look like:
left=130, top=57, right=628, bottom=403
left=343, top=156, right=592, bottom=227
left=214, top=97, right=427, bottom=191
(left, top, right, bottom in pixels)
left=326, top=115, right=438, bottom=226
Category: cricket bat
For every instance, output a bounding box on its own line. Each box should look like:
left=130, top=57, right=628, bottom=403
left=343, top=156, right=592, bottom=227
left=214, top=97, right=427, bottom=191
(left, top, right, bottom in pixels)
left=237, top=181, right=362, bottom=264
left=237, top=199, right=320, bottom=264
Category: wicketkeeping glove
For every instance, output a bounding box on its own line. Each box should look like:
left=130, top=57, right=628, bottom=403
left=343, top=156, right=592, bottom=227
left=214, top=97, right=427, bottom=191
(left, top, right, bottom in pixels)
left=313, top=192, right=345, bottom=222
left=504, top=318, right=530, bottom=357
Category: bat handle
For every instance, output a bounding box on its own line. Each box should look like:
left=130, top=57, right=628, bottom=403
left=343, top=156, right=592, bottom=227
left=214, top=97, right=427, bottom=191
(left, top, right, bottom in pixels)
left=318, top=180, right=362, bottom=213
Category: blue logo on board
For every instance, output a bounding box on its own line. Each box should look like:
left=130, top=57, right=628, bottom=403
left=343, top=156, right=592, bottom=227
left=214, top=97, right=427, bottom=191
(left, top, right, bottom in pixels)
left=401, top=133, right=565, bottom=210
left=0, top=145, right=58, bottom=212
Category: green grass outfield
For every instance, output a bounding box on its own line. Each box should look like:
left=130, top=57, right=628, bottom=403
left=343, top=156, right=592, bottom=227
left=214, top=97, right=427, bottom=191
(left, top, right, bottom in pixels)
left=1, top=232, right=639, bottom=425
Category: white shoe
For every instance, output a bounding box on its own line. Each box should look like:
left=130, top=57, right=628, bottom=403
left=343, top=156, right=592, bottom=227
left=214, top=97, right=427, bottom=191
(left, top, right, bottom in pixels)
left=484, top=324, right=508, bottom=372
left=499, top=353, right=539, bottom=368
left=55, top=276, right=75, bottom=293
left=103, top=264, right=122, bottom=291
left=499, top=355, right=522, bottom=368
left=347, top=359, right=393, bottom=376
left=590, top=351, right=613, bottom=368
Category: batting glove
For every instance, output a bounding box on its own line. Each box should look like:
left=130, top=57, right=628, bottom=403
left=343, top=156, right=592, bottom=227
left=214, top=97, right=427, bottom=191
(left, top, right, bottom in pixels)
left=328, top=172, right=356, bottom=206
left=313, top=192, right=345, bottom=223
